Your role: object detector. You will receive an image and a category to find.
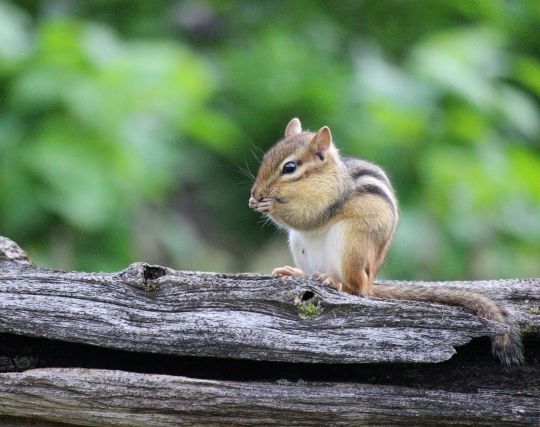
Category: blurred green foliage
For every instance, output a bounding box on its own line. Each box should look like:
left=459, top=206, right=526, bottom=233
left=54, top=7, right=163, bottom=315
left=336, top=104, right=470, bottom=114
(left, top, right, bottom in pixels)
left=1, top=0, right=539, bottom=279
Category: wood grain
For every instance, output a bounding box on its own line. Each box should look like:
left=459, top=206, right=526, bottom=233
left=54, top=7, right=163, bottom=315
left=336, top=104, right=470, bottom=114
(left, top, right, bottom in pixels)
left=0, top=237, right=538, bottom=364
left=0, top=368, right=538, bottom=426
left=0, top=236, right=539, bottom=426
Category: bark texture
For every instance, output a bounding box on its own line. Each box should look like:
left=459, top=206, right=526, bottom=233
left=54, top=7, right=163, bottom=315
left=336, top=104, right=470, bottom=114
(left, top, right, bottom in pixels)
left=0, top=236, right=539, bottom=426
left=0, top=237, right=538, bottom=364
left=0, top=368, right=538, bottom=426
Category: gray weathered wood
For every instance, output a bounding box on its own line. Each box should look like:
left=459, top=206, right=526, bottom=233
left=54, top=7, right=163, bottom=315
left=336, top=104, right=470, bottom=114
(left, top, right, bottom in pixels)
left=0, top=368, right=538, bottom=426
left=0, top=236, right=538, bottom=364
left=0, top=236, right=539, bottom=426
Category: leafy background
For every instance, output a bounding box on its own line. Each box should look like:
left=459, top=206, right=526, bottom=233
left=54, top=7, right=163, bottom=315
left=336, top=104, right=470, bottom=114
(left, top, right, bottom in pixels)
left=1, top=0, right=539, bottom=280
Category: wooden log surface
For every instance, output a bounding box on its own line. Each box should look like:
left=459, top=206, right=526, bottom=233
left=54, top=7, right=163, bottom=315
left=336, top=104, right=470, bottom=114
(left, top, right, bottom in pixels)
left=0, top=236, right=539, bottom=364
left=1, top=236, right=539, bottom=426
left=0, top=368, right=538, bottom=426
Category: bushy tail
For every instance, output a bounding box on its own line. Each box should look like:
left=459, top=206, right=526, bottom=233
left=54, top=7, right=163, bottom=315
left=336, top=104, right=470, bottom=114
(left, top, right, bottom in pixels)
left=372, top=283, right=524, bottom=367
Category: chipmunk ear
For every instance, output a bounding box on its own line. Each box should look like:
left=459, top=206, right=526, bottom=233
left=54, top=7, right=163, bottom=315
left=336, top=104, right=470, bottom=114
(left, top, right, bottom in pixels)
left=312, top=126, right=333, bottom=157
left=285, top=117, right=302, bottom=137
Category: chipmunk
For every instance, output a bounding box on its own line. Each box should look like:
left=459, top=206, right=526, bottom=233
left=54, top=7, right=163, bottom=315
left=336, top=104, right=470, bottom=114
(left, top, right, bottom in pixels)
left=249, top=117, right=523, bottom=367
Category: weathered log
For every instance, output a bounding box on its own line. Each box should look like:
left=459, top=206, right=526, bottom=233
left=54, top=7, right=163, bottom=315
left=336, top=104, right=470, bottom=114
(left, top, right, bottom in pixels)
left=0, top=236, right=538, bottom=364
left=0, top=368, right=538, bottom=426
left=0, top=235, right=539, bottom=426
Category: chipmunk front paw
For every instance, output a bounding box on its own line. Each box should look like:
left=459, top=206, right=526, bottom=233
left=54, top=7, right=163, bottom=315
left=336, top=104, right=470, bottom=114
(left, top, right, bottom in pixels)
left=313, top=272, right=343, bottom=292
left=249, top=197, right=274, bottom=214
left=272, top=266, right=305, bottom=277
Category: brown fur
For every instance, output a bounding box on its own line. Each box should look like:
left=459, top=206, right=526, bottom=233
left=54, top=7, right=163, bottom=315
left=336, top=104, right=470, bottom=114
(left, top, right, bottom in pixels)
left=251, top=118, right=523, bottom=367
left=252, top=131, right=349, bottom=230
left=371, top=284, right=523, bottom=367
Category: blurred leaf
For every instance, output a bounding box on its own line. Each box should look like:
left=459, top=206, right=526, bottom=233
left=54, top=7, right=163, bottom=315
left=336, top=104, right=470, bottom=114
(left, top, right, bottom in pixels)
left=514, top=56, right=540, bottom=96
left=10, top=65, right=68, bottom=111
left=37, top=20, right=88, bottom=70
left=0, top=0, right=32, bottom=71
left=23, top=120, right=120, bottom=230
left=0, top=0, right=539, bottom=280
left=184, top=109, right=244, bottom=159
left=497, top=85, right=540, bottom=139
left=410, top=27, right=505, bottom=110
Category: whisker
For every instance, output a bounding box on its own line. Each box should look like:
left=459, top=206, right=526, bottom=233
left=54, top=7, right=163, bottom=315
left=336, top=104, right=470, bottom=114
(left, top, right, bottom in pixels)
left=257, top=217, right=271, bottom=228
left=248, top=139, right=264, bottom=160
left=247, top=167, right=256, bottom=182
left=238, top=178, right=255, bottom=188
left=250, top=148, right=262, bottom=163
left=236, top=160, right=256, bottom=183
left=257, top=215, right=276, bottom=229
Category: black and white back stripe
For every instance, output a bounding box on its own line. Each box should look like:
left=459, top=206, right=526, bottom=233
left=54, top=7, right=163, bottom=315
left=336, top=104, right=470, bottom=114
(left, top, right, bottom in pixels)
left=343, top=157, right=397, bottom=214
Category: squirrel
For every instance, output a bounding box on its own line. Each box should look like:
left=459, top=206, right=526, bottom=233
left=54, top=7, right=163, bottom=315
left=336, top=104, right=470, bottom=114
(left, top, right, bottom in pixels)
left=249, top=117, right=523, bottom=367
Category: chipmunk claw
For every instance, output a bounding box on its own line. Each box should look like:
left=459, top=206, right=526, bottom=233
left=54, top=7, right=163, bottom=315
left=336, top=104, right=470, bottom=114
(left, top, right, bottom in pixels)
left=313, top=272, right=343, bottom=292
left=272, top=266, right=305, bottom=277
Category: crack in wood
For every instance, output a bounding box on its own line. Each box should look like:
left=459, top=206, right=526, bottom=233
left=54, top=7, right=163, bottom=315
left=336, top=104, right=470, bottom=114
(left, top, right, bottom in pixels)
left=0, top=235, right=539, bottom=425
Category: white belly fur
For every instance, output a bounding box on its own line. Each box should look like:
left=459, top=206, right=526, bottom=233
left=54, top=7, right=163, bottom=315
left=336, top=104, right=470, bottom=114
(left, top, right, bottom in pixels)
left=288, top=222, right=346, bottom=281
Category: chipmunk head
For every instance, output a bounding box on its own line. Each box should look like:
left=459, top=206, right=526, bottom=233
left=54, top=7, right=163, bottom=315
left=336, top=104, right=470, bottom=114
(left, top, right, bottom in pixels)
left=249, top=118, right=345, bottom=230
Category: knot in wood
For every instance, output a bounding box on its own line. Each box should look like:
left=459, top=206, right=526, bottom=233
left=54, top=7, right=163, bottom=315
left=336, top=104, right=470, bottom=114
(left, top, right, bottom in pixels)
left=116, top=262, right=168, bottom=292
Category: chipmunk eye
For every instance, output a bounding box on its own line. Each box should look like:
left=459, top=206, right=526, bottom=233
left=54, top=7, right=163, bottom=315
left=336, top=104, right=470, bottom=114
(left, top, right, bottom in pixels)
left=282, top=161, right=297, bottom=174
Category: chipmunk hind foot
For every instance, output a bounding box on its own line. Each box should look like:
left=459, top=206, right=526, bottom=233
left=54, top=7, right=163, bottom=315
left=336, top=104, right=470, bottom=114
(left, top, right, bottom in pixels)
left=272, top=266, right=305, bottom=277
left=313, top=272, right=344, bottom=292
